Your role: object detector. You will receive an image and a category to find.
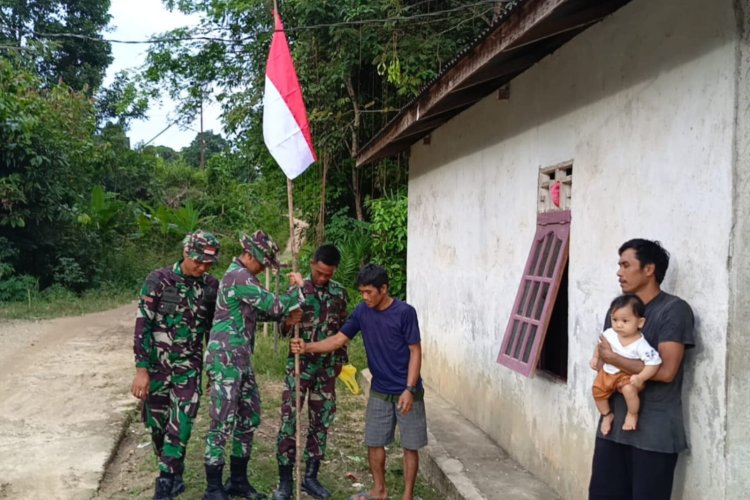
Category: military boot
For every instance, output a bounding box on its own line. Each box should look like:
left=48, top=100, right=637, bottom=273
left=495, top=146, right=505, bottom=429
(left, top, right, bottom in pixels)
left=301, top=460, right=331, bottom=499
left=271, top=464, right=293, bottom=500
left=172, top=462, right=186, bottom=497
left=224, top=456, right=266, bottom=499
left=202, top=464, right=229, bottom=500
left=154, top=475, right=174, bottom=500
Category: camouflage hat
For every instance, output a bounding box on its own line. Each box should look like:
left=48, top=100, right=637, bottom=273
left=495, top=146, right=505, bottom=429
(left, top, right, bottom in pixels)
left=240, top=230, right=280, bottom=269
left=183, top=230, right=220, bottom=263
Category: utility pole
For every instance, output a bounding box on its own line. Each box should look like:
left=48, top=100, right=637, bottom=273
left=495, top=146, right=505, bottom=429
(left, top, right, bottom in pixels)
left=199, top=97, right=206, bottom=168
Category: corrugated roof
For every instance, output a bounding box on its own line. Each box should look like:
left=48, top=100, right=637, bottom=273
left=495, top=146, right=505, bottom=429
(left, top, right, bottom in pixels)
left=356, top=0, right=633, bottom=166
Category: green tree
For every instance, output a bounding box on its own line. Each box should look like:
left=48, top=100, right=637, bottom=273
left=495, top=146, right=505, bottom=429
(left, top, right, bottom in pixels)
left=367, top=191, right=407, bottom=299
left=0, top=0, right=113, bottom=92
left=96, top=71, right=151, bottom=129
left=0, top=56, right=116, bottom=289
left=143, top=0, right=496, bottom=232
left=142, top=145, right=179, bottom=163
left=181, top=130, right=229, bottom=168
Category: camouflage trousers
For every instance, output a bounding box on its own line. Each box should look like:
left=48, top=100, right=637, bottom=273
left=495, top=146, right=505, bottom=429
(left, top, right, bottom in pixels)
left=276, top=359, right=337, bottom=465
left=141, top=367, right=200, bottom=474
left=204, top=360, right=261, bottom=466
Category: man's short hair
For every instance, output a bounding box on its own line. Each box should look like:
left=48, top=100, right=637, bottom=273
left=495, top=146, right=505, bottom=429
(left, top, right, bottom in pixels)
left=619, top=238, right=670, bottom=284
left=357, top=264, right=389, bottom=289
left=313, top=244, right=341, bottom=267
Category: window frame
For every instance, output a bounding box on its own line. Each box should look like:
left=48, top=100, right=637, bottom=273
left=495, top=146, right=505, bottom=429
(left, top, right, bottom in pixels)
left=496, top=210, right=571, bottom=377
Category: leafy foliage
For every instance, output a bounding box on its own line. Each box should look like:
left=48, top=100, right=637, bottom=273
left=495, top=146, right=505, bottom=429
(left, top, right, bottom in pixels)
left=143, top=0, right=493, bottom=223
left=181, top=130, right=229, bottom=168
left=367, top=190, right=408, bottom=299
left=0, top=0, right=113, bottom=92
left=0, top=1, right=496, bottom=311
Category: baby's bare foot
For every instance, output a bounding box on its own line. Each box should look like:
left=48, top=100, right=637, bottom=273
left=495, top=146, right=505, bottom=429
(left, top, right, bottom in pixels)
left=600, top=413, right=615, bottom=436
left=623, top=412, right=638, bottom=431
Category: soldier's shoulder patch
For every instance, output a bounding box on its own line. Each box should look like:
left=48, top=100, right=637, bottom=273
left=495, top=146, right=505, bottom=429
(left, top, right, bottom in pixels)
left=145, top=271, right=166, bottom=295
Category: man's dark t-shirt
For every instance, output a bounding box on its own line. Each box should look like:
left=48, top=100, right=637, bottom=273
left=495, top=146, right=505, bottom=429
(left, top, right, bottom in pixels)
left=600, top=291, right=695, bottom=453
left=340, top=299, right=422, bottom=395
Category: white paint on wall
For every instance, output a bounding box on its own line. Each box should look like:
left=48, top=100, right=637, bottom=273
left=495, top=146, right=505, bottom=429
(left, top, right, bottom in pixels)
left=406, top=0, right=737, bottom=497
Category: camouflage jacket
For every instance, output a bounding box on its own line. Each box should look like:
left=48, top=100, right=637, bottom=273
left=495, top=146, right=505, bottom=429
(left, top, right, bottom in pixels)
left=204, top=257, right=302, bottom=372
left=284, top=277, right=349, bottom=368
left=133, top=261, right=219, bottom=372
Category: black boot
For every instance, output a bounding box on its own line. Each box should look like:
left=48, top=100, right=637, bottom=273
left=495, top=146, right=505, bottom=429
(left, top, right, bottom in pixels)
left=301, top=460, right=331, bottom=499
left=172, top=463, right=186, bottom=497
left=203, top=464, right=229, bottom=500
left=271, top=464, right=293, bottom=500
left=154, top=475, right=174, bottom=500
left=224, top=456, right=266, bottom=499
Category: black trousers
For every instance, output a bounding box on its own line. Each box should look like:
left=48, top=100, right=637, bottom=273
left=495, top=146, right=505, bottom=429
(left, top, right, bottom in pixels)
left=589, top=437, right=679, bottom=500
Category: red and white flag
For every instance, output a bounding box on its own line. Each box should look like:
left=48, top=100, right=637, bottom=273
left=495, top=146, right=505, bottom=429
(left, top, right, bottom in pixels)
left=263, top=10, right=316, bottom=179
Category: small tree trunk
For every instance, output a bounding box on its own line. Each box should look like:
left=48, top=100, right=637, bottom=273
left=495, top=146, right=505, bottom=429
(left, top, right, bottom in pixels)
left=346, top=77, right=364, bottom=221
left=316, top=154, right=329, bottom=245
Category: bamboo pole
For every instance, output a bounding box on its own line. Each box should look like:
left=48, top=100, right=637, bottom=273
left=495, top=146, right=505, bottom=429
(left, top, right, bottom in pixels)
left=286, top=177, right=303, bottom=500
left=273, top=2, right=303, bottom=496
left=273, top=268, right=280, bottom=353
left=264, top=267, right=271, bottom=337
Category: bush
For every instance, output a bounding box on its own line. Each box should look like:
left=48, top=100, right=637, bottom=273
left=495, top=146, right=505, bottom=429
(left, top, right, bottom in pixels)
left=40, top=283, right=77, bottom=302
left=367, top=191, right=407, bottom=299
left=0, top=275, right=38, bottom=302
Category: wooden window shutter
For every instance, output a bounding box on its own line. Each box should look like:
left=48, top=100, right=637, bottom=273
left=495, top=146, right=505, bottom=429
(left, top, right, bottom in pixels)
left=497, top=210, right=571, bottom=377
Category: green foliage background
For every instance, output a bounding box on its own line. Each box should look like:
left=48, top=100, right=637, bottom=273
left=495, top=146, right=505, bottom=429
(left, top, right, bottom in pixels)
left=0, top=1, right=518, bottom=312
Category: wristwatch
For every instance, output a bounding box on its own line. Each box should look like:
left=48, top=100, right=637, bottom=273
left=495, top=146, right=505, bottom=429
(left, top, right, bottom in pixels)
left=405, top=385, right=418, bottom=394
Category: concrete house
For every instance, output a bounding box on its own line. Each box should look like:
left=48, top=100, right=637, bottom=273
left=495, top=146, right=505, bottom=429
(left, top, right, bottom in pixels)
left=357, top=0, right=750, bottom=498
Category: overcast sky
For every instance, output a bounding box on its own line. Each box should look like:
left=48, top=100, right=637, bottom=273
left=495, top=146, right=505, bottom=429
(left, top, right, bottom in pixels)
left=105, top=0, right=222, bottom=150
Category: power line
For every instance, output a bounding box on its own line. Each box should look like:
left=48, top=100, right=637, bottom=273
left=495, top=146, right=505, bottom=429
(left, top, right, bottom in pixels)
left=17, top=1, right=508, bottom=46
left=142, top=116, right=183, bottom=147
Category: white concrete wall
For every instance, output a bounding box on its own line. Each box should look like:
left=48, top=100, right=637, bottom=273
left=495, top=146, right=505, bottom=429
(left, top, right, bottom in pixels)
left=726, top=1, right=750, bottom=499
left=407, top=0, right=737, bottom=498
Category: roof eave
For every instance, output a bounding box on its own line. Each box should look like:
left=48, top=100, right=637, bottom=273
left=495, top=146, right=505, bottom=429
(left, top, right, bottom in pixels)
left=356, top=0, right=632, bottom=167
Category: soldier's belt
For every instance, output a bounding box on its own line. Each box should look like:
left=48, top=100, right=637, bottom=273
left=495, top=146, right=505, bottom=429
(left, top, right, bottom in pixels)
left=370, top=389, right=424, bottom=403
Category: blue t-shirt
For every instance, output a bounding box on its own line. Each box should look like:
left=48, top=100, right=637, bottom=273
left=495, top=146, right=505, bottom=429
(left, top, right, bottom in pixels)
left=341, top=299, right=422, bottom=395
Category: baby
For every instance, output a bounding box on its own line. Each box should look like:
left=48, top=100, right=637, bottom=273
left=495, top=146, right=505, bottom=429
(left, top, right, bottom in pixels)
left=590, top=294, right=662, bottom=435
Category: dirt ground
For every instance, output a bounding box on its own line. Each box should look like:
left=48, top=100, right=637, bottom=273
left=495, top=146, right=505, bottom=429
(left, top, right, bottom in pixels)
left=0, top=304, right=441, bottom=500
left=0, top=304, right=135, bottom=500
left=95, top=378, right=417, bottom=500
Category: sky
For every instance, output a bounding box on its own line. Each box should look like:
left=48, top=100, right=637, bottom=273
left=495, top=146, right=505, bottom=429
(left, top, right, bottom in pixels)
left=105, top=0, right=223, bottom=150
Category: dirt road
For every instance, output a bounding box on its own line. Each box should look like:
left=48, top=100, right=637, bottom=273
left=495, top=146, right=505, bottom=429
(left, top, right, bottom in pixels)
left=0, top=304, right=135, bottom=500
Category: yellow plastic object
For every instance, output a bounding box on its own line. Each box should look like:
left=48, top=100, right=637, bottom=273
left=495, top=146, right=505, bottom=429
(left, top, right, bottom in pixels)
left=337, top=364, right=361, bottom=395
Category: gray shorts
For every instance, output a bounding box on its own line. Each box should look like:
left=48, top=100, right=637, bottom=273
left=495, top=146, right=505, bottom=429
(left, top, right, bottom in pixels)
left=364, top=392, right=428, bottom=450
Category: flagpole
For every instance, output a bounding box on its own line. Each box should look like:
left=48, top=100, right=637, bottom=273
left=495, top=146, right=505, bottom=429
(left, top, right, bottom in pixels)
left=266, top=5, right=310, bottom=496
left=286, top=176, right=303, bottom=500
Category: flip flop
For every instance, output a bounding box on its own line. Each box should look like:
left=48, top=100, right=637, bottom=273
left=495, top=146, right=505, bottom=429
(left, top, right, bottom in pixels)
left=348, top=493, right=388, bottom=500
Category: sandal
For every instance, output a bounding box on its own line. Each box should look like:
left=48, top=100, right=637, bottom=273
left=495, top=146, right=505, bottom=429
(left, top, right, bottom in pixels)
left=348, top=493, right=389, bottom=500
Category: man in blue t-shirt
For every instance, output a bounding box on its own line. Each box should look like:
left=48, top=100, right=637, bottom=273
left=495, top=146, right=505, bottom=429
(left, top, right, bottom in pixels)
left=290, top=264, right=427, bottom=500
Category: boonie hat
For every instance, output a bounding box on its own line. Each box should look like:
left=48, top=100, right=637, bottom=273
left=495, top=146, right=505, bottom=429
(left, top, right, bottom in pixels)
left=240, top=230, right=280, bottom=269
left=183, top=230, right=220, bottom=263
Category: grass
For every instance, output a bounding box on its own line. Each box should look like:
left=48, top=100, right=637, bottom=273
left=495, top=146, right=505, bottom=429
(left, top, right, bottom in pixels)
left=0, top=286, right=136, bottom=320
left=98, top=332, right=443, bottom=499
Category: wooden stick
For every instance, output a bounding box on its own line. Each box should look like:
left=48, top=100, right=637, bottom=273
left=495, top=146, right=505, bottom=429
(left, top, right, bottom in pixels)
left=264, top=267, right=270, bottom=337
left=286, top=177, right=302, bottom=500
left=273, top=268, right=280, bottom=353
left=274, top=4, right=301, bottom=497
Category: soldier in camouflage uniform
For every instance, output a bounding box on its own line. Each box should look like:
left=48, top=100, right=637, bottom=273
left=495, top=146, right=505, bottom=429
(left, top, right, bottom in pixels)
left=272, top=244, right=349, bottom=500
left=202, top=230, right=304, bottom=500
left=131, top=230, right=221, bottom=500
